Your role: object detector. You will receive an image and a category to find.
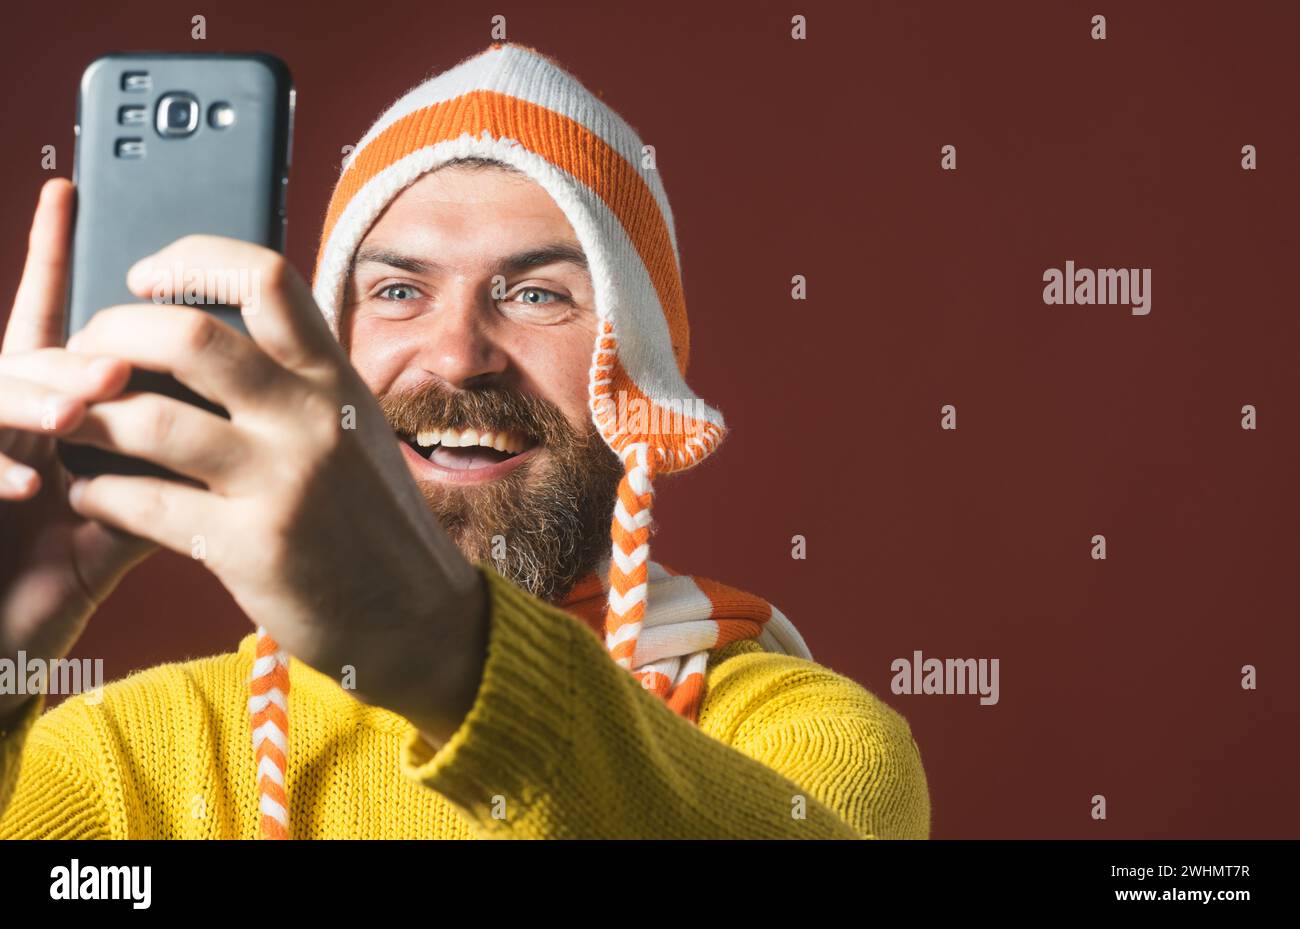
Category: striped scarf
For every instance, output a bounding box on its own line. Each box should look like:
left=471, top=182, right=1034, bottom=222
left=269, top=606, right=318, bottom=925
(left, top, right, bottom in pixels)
left=564, top=556, right=811, bottom=723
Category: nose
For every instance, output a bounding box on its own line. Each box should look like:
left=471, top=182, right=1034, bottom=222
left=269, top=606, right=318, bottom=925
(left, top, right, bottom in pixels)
left=414, top=281, right=510, bottom=389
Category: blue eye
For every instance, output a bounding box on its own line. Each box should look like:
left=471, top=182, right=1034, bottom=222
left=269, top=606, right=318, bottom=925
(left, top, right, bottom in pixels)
left=514, top=287, right=563, bottom=305
left=378, top=283, right=421, bottom=301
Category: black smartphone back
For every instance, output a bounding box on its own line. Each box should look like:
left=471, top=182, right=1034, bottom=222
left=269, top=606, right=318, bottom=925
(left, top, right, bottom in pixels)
left=62, top=51, right=293, bottom=478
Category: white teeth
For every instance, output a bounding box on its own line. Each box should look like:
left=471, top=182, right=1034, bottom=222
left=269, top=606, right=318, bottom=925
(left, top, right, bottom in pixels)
left=409, top=428, right=532, bottom=453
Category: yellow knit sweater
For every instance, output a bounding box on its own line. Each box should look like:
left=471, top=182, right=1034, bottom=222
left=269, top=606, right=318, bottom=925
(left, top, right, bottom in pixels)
left=0, top=567, right=930, bottom=839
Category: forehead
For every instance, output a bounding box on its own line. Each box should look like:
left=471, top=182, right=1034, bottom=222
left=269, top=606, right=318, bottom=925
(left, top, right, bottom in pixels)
left=357, top=165, right=583, bottom=257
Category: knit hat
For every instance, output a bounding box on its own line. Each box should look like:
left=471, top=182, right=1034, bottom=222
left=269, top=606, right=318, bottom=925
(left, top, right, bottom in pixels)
left=249, top=41, right=735, bottom=839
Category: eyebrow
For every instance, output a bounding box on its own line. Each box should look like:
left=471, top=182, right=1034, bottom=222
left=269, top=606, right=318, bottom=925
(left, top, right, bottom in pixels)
left=351, top=242, right=589, bottom=278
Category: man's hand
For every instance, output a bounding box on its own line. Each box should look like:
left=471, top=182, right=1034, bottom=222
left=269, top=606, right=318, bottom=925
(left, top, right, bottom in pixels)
left=61, top=235, right=489, bottom=747
left=0, top=179, right=153, bottom=726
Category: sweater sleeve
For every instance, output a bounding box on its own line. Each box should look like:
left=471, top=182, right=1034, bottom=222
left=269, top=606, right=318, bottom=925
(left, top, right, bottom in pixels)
left=399, top=564, right=932, bottom=839
left=0, top=692, right=113, bottom=839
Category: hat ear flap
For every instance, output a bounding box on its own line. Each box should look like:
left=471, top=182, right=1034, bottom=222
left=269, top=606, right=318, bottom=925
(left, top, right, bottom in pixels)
left=589, top=322, right=726, bottom=473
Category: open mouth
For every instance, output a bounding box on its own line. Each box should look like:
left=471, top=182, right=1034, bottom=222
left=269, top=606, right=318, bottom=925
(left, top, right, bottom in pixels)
left=396, top=427, right=539, bottom=472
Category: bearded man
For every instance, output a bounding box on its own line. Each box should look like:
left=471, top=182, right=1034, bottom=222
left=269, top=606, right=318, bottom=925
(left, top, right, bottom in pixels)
left=0, top=42, right=929, bottom=839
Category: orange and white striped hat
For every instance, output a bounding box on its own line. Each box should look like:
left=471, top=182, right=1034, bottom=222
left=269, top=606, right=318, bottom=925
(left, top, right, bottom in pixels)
left=247, top=41, right=756, bottom=839
left=313, top=41, right=726, bottom=466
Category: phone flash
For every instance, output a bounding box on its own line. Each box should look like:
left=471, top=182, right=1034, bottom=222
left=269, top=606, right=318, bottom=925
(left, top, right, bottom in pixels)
left=209, top=102, right=236, bottom=129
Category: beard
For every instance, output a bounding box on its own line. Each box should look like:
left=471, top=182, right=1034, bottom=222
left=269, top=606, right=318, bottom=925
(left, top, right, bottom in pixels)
left=379, top=382, right=625, bottom=604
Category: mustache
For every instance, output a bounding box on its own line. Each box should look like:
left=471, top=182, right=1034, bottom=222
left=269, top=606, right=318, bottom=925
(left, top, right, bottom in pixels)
left=377, top=381, right=580, bottom=449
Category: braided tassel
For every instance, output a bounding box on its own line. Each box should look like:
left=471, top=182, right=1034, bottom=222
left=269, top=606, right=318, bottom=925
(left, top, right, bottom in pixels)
left=604, top=442, right=655, bottom=675
left=248, top=627, right=290, bottom=839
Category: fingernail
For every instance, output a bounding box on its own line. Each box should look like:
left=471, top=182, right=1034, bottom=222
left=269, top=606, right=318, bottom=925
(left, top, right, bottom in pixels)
left=127, top=256, right=154, bottom=290
left=68, top=478, right=86, bottom=508
left=88, top=356, right=119, bottom=381
left=5, top=464, right=36, bottom=492
left=40, top=396, right=79, bottom=431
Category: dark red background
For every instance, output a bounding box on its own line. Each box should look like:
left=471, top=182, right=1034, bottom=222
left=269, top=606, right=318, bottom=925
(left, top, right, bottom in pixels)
left=2, top=0, right=1296, bottom=838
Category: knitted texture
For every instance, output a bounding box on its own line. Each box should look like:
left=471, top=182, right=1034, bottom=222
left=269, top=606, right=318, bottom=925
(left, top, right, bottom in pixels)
left=0, top=566, right=932, bottom=839
left=564, top=558, right=814, bottom=722
left=247, top=629, right=290, bottom=838
left=239, top=41, right=744, bottom=838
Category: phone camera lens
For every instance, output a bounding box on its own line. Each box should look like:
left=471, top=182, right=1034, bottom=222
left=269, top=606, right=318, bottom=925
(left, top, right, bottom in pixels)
left=156, top=93, right=199, bottom=138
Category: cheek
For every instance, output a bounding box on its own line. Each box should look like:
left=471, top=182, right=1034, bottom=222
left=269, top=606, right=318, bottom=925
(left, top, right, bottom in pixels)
left=346, top=317, right=418, bottom=392
left=513, top=327, right=594, bottom=425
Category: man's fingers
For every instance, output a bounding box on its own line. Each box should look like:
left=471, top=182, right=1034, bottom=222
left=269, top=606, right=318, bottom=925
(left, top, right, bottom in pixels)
left=0, top=349, right=130, bottom=400
left=67, top=304, right=294, bottom=413
left=126, top=235, right=342, bottom=376
left=63, top=391, right=250, bottom=490
left=0, top=372, right=86, bottom=434
left=0, top=451, right=41, bottom=500
left=3, top=179, right=75, bottom=355
left=66, top=471, right=218, bottom=557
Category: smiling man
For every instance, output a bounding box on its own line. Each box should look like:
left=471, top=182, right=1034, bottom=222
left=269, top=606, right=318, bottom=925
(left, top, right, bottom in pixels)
left=0, top=42, right=931, bottom=839
left=349, top=160, right=625, bottom=604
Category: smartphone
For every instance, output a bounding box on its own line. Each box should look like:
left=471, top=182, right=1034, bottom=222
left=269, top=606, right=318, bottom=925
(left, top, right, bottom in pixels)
left=60, top=51, right=294, bottom=478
